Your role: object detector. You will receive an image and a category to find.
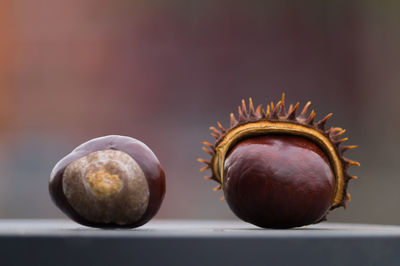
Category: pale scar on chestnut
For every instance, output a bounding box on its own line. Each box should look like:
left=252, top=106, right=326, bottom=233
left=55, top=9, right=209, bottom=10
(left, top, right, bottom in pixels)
left=62, top=149, right=149, bottom=225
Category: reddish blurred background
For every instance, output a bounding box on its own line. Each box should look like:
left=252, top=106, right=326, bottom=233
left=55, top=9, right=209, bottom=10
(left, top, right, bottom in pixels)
left=0, top=1, right=399, bottom=224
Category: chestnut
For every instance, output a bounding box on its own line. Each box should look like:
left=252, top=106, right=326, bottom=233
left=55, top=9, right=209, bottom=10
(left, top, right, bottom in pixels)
left=199, top=94, right=359, bottom=229
left=224, top=135, right=335, bottom=228
left=49, top=135, right=165, bottom=228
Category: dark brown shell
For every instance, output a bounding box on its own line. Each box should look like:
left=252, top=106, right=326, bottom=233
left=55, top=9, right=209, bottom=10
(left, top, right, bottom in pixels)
left=198, top=94, right=359, bottom=211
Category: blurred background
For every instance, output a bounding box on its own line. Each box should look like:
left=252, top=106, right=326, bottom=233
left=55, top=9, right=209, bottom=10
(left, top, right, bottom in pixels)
left=0, top=0, right=398, bottom=225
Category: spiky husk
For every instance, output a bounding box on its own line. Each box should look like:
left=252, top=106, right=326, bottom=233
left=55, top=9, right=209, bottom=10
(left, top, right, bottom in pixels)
left=198, top=93, right=359, bottom=210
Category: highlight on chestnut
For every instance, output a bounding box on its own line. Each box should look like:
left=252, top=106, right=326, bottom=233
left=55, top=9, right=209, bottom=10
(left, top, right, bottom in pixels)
left=198, top=93, right=359, bottom=229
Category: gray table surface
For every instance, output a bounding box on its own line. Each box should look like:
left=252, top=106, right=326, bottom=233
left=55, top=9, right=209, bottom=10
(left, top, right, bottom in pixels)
left=1, top=219, right=400, bottom=266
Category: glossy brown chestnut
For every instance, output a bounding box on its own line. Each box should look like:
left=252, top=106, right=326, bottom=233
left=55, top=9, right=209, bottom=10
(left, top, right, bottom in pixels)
left=49, top=135, right=165, bottom=228
left=223, top=135, right=335, bottom=229
left=199, top=94, right=360, bottom=229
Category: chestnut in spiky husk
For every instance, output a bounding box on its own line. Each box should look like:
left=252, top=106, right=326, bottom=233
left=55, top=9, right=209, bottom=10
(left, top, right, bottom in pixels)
left=199, top=94, right=359, bottom=229
left=49, top=135, right=165, bottom=228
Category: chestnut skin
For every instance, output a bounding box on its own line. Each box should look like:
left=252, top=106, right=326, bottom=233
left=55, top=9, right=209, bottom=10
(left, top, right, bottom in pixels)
left=49, top=135, right=165, bottom=228
left=223, top=135, right=335, bottom=229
